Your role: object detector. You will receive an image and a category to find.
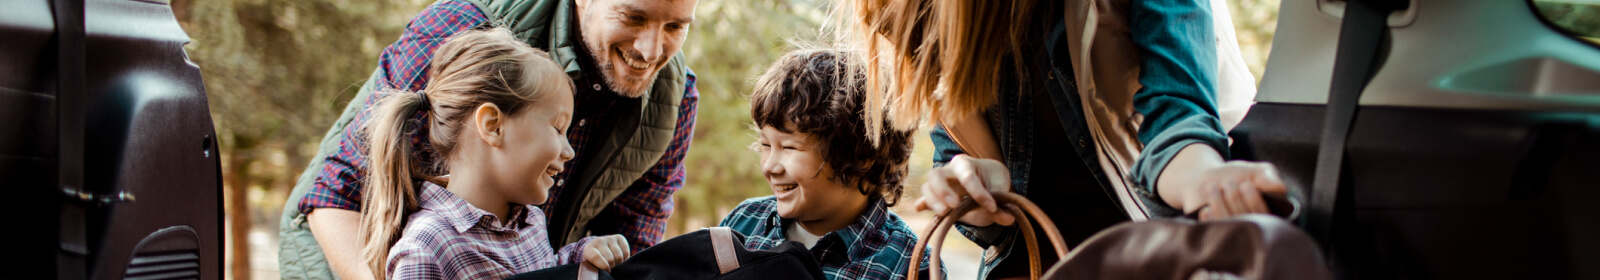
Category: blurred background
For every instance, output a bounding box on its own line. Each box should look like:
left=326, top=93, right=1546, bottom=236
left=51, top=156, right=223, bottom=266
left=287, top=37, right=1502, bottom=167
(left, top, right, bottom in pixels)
left=183, top=0, right=1290, bottom=279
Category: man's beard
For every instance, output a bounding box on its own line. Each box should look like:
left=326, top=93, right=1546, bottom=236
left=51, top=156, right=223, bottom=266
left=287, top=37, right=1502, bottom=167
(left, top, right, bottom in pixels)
left=585, top=37, right=660, bottom=98
left=594, top=58, right=659, bottom=98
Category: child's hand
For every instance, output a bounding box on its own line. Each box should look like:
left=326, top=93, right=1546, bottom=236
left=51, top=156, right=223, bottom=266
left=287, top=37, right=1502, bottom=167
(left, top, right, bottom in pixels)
left=582, top=235, right=631, bottom=270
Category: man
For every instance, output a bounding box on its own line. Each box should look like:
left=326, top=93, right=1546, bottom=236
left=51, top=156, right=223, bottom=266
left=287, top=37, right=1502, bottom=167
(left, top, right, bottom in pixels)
left=276, top=0, right=699, bottom=279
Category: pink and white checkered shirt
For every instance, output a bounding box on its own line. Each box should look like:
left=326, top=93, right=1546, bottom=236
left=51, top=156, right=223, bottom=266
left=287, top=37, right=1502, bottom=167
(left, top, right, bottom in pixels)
left=386, top=182, right=592, bottom=280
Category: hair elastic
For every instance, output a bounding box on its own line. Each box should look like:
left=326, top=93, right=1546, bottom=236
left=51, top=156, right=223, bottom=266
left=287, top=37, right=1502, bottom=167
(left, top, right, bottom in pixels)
left=417, top=92, right=431, bottom=110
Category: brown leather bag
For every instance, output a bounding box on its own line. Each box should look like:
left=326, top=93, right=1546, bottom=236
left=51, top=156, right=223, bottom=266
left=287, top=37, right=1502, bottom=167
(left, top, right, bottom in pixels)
left=909, top=192, right=1332, bottom=280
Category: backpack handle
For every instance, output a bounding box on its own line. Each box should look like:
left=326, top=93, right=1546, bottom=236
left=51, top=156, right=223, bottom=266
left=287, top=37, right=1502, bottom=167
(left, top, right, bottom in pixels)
left=708, top=227, right=741, bottom=273
left=908, top=192, right=1069, bottom=280
left=575, top=227, right=742, bottom=280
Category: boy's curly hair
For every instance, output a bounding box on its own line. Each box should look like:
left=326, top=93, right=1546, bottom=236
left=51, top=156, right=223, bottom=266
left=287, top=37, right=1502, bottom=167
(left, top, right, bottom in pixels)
left=749, top=49, right=915, bottom=206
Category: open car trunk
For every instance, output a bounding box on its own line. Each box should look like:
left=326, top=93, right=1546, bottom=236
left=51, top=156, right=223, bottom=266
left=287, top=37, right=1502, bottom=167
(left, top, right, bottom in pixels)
left=0, top=0, right=221, bottom=279
left=1229, top=0, right=1600, bottom=278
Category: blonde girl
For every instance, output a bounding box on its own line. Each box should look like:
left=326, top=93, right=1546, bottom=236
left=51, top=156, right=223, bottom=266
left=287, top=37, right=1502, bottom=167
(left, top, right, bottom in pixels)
left=357, top=28, right=631, bottom=279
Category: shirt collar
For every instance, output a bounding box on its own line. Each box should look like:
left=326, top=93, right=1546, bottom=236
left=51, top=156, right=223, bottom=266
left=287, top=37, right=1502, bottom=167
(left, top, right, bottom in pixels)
left=766, top=197, right=892, bottom=256
left=417, top=182, right=540, bottom=233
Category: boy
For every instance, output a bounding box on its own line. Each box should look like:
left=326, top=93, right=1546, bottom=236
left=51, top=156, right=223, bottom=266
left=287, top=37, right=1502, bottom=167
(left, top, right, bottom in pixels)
left=719, top=49, right=928, bottom=280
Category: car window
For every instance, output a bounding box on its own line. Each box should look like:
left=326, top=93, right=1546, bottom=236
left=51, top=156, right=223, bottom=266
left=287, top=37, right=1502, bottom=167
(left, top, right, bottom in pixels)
left=1532, top=0, right=1600, bottom=45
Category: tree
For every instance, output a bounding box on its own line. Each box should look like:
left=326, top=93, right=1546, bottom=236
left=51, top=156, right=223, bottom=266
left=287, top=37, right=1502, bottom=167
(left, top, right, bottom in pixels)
left=175, top=0, right=423, bottom=278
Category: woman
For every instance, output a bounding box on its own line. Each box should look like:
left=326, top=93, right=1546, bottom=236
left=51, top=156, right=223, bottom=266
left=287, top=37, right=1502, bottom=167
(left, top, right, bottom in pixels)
left=836, top=0, right=1289, bottom=278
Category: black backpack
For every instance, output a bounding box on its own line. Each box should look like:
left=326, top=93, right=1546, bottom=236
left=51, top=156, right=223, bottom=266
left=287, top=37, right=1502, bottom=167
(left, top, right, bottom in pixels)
left=508, top=227, right=826, bottom=280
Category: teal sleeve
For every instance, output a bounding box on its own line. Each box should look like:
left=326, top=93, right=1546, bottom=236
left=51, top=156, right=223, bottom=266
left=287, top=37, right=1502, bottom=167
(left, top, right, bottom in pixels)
left=1126, top=0, right=1229, bottom=217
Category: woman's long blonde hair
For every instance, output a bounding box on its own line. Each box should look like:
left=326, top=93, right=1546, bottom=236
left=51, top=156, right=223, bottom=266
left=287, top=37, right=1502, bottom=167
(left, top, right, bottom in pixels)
left=831, top=0, right=1039, bottom=140
left=358, top=27, right=573, bottom=278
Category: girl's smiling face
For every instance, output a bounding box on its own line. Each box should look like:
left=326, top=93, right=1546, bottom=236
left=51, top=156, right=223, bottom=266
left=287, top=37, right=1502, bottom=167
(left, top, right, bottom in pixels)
left=488, top=89, right=576, bottom=206
left=756, top=123, right=862, bottom=222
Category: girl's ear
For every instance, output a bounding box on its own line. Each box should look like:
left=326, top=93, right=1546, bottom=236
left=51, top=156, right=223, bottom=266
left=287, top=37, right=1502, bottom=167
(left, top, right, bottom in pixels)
left=574, top=0, right=590, bottom=14
left=473, top=103, right=505, bottom=148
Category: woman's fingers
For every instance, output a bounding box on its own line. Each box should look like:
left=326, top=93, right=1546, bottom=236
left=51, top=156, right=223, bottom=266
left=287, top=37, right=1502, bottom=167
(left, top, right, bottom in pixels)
left=974, top=157, right=1013, bottom=193
left=1252, top=165, right=1290, bottom=197
left=1237, top=183, right=1268, bottom=214
left=956, top=210, right=995, bottom=227
left=989, top=210, right=1016, bottom=226
left=1206, top=186, right=1231, bottom=220
left=922, top=169, right=956, bottom=213
left=949, top=155, right=999, bottom=213
left=920, top=155, right=1019, bottom=226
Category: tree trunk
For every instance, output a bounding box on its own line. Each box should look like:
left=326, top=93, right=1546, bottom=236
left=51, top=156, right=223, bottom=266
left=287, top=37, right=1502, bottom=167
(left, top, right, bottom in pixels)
left=276, top=141, right=307, bottom=226
left=226, top=153, right=254, bottom=280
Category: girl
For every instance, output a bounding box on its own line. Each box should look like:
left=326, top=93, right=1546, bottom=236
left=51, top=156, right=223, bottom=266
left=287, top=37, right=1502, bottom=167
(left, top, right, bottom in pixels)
left=357, top=28, right=631, bottom=279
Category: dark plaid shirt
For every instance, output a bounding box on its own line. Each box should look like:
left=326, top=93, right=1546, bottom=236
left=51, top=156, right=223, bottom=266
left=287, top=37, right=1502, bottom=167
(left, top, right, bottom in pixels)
left=298, top=0, right=699, bottom=252
left=719, top=196, right=935, bottom=280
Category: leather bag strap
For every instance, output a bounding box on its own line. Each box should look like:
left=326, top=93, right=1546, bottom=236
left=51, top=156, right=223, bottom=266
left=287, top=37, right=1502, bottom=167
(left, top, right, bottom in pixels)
left=939, top=118, right=1003, bottom=161
left=709, top=227, right=741, bottom=274
left=1310, top=0, right=1409, bottom=256
left=908, top=192, right=1067, bottom=280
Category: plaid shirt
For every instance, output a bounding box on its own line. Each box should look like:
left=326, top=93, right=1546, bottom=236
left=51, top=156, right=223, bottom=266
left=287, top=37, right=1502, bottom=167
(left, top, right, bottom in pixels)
left=298, top=0, right=699, bottom=252
left=387, top=182, right=591, bottom=280
left=718, top=196, right=936, bottom=280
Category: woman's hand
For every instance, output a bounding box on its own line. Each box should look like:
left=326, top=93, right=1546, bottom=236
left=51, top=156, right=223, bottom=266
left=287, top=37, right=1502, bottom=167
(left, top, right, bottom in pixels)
left=914, top=154, right=1018, bottom=227
left=1159, top=144, right=1289, bottom=221
left=1190, top=161, right=1289, bottom=220
left=582, top=235, right=631, bottom=270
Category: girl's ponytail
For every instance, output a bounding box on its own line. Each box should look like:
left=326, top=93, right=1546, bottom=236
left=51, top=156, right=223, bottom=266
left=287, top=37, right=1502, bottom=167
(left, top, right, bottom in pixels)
left=358, top=89, right=431, bottom=278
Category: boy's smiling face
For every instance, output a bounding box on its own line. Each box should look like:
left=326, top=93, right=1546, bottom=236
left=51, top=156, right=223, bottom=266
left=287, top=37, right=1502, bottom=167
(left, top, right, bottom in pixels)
left=756, top=123, right=864, bottom=222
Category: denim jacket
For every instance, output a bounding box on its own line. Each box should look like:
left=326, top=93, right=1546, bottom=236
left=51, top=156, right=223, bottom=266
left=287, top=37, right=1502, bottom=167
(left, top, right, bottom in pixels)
left=930, top=0, right=1228, bottom=278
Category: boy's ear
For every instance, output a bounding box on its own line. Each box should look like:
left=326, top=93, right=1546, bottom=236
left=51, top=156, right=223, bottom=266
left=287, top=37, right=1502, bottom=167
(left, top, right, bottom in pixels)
left=473, top=103, right=505, bottom=148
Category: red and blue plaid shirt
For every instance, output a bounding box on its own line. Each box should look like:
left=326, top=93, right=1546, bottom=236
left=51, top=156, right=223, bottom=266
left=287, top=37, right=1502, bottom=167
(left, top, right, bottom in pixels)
left=387, top=182, right=591, bottom=280
left=298, top=0, right=698, bottom=252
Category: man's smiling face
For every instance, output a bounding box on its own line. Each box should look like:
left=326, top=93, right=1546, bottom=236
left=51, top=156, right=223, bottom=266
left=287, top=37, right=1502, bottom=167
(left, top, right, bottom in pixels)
left=575, top=0, right=696, bottom=98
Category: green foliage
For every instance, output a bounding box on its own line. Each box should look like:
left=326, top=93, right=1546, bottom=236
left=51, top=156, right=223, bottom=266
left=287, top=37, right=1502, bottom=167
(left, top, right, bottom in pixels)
left=181, top=0, right=426, bottom=222
left=1535, top=1, right=1600, bottom=40
left=1229, top=0, right=1281, bottom=83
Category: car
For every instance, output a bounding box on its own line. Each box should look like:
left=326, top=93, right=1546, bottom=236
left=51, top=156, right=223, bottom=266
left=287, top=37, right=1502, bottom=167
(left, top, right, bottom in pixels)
left=0, top=0, right=221, bottom=278
left=1229, top=0, right=1600, bottom=278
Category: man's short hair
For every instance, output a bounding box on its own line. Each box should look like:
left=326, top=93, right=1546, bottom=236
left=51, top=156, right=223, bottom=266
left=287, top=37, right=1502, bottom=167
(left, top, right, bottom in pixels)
left=749, top=49, right=914, bottom=206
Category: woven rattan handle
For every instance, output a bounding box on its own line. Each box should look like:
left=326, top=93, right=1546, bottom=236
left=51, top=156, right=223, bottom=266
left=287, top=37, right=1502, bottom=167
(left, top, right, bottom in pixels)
left=908, top=192, right=1068, bottom=280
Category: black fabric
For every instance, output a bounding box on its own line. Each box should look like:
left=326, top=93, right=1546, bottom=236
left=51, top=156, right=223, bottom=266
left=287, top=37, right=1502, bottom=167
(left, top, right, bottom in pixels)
left=1027, top=77, right=1129, bottom=248
left=506, top=264, right=618, bottom=280
left=558, top=33, right=626, bottom=191
left=510, top=228, right=825, bottom=280
left=53, top=0, right=88, bottom=278
left=991, top=5, right=1131, bottom=276
left=993, top=87, right=1130, bottom=278
left=562, top=71, right=626, bottom=185
left=543, top=24, right=637, bottom=247
left=1231, top=103, right=1600, bottom=279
